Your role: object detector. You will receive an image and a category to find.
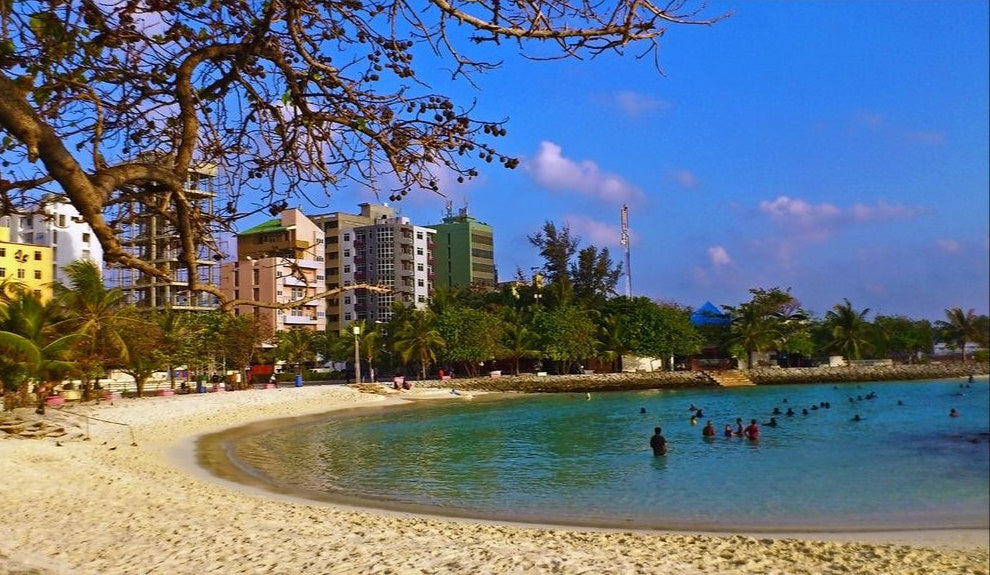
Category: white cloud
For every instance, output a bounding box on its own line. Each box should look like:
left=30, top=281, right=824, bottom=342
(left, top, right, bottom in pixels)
left=757, top=195, right=926, bottom=242
left=526, top=141, right=644, bottom=205
left=707, top=245, right=732, bottom=266
left=671, top=169, right=699, bottom=189
left=850, top=200, right=928, bottom=222
left=757, top=195, right=842, bottom=241
left=563, top=213, right=630, bottom=248
left=934, top=238, right=960, bottom=253
left=611, top=90, right=670, bottom=117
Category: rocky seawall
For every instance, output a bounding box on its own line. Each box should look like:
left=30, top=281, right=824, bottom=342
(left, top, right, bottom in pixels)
left=413, top=362, right=988, bottom=393
left=748, top=362, right=988, bottom=385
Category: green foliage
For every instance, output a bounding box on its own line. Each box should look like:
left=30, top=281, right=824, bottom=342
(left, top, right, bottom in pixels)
left=823, top=299, right=874, bottom=361
left=435, top=306, right=503, bottom=376
left=530, top=306, right=597, bottom=373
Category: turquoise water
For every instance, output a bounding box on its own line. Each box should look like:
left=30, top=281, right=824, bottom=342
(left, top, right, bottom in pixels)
left=226, top=379, right=989, bottom=531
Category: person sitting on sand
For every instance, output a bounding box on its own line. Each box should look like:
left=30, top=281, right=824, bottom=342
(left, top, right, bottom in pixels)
left=650, top=427, right=668, bottom=456
left=702, top=420, right=716, bottom=437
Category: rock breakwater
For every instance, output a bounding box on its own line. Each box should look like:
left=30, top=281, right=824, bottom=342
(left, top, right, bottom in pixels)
left=413, top=362, right=988, bottom=393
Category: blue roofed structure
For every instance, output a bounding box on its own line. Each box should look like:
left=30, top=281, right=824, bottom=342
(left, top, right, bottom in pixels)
left=690, top=301, right=731, bottom=326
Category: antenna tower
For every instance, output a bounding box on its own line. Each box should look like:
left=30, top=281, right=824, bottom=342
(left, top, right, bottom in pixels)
left=620, top=204, right=631, bottom=297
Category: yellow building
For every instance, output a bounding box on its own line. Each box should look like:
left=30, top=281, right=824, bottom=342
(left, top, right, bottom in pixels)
left=0, top=226, right=55, bottom=301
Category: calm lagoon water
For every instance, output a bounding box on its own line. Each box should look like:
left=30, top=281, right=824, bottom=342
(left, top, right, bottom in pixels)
left=222, top=379, right=989, bottom=531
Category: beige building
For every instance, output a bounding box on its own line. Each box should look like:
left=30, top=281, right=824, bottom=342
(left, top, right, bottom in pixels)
left=220, top=209, right=327, bottom=333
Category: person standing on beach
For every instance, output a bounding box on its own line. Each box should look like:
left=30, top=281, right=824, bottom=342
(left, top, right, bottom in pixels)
left=650, top=427, right=668, bottom=456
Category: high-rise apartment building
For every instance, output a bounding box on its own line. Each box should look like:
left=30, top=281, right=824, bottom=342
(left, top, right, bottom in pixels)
left=104, top=164, right=223, bottom=311
left=311, top=203, right=433, bottom=332
left=1, top=195, right=104, bottom=287
left=220, top=209, right=327, bottom=333
left=427, top=205, right=496, bottom=291
left=0, top=226, right=54, bottom=301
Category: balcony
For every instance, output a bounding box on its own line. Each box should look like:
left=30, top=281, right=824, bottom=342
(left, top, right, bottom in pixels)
left=283, top=315, right=318, bottom=326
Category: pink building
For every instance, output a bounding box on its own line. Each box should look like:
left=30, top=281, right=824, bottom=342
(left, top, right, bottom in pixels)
left=220, top=209, right=327, bottom=333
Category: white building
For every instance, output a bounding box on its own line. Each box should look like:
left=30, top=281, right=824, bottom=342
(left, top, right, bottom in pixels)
left=349, top=215, right=434, bottom=323
left=0, top=196, right=104, bottom=286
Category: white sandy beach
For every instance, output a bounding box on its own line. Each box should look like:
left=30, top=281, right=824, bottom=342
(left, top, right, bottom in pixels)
left=1, top=385, right=987, bottom=575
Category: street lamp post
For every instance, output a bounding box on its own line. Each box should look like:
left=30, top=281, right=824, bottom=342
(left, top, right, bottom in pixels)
left=352, top=325, right=361, bottom=383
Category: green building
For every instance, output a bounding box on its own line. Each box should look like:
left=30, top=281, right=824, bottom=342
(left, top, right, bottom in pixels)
left=428, top=206, right=496, bottom=290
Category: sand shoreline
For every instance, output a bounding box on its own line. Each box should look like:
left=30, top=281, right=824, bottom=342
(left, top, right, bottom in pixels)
left=2, top=385, right=987, bottom=574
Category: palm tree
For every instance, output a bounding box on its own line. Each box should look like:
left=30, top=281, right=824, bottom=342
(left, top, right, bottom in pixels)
left=595, top=314, right=631, bottom=373
left=825, top=299, right=873, bottom=361
left=936, top=307, right=979, bottom=363
left=500, top=308, right=540, bottom=375
left=0, top=291, right=83, bottom=412
left=53, top=260, right=130, bottom=400
left=392, top=310, right=445, bottom=380
left=725, top=303, right=776, bottom=368
left=277, top=328, right=316, bottom=375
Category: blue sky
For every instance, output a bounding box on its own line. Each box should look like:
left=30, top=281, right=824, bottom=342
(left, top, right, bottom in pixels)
left=269, top=2, right=989, bottom=321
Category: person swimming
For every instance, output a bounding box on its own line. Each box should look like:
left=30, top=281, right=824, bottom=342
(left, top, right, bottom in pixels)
left=702, top=420, right=716, bottom=437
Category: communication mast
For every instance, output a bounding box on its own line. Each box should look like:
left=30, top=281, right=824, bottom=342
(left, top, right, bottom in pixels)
left=620, top=204, right=631, bottom=297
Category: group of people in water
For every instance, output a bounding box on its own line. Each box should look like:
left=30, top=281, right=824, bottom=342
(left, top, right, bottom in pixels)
left=649, top=378, right=977, bottom=456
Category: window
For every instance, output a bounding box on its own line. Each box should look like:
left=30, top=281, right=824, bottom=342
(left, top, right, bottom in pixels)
left=58, top=214, right=66, bottom=227
left=343, top=265, right=350, bottom=273
left=416, top=247, right=424, bottom=256
left=343, top=249, right=350, bottom=257
left=417, top=279, right=424, bottom=287
left=34, top=250, right=42, bottom=260
left=82, top=232, right=91, bottom=243
left=343, top=296, right=351, bottom=304
left=417, top=263, right=424, bottom=271
left=0, top=248, right=5, bottom=257
left=343, top=233, right=350, bottom=241
left=34, top=270, right=42, bottom=280
left=17, top=269, right=25, bottom=279
left=0, top=268, right=5, bottom=277
left=253, top=288, right=260, bottom=300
